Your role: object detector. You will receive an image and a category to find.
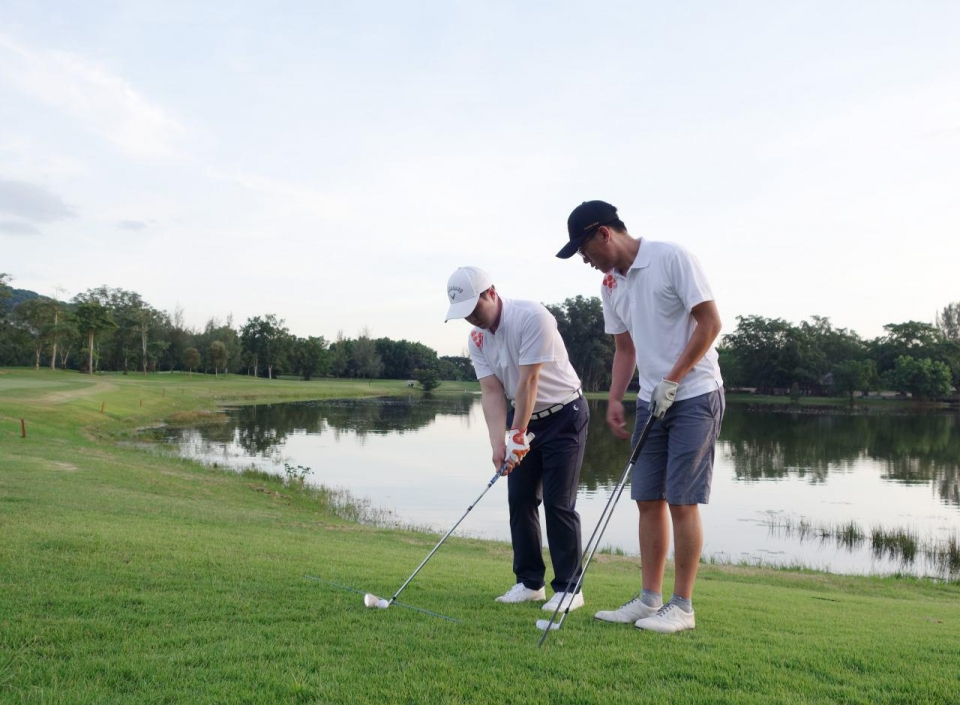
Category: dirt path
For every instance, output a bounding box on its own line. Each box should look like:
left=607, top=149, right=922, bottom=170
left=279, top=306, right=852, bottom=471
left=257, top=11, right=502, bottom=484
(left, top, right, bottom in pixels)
left=40, top=378, right=119, bottom=404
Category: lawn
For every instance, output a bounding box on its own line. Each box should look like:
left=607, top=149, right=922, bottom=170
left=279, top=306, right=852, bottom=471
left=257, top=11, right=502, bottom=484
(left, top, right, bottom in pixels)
left=1, top=368, right=958, bottom=704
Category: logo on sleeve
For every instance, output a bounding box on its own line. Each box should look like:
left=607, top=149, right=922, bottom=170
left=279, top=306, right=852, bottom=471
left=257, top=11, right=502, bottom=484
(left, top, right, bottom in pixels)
left=602, top=273, right=617, bottom=291
left=471, top=330, right=484, bottom=350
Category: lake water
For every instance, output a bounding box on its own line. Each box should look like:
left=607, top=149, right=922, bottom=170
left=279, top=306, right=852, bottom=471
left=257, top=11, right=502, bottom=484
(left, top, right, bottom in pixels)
left=158, top=395, right=960, bottom=580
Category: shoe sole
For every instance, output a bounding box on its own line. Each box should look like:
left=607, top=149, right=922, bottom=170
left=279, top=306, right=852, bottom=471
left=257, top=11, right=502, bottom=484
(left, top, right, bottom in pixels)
left=634, top=619, right=695, bottom=633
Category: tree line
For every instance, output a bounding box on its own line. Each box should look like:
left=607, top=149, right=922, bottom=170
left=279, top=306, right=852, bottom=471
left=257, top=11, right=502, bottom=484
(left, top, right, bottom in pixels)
left=2, top=273, right=958, bottom=399
left=0, top=276, right=471, bottom=388
left=546, top=297, right=960, bottom=400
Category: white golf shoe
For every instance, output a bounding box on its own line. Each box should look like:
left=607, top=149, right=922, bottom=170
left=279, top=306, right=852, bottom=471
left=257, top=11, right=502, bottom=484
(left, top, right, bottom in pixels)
left=541, top=590, right=584, bottom=613
left=634, top=602, right=696, bottom=633
left=495, top=583, right=546, bottom=603
left=594, top=594, right=660, bottom=624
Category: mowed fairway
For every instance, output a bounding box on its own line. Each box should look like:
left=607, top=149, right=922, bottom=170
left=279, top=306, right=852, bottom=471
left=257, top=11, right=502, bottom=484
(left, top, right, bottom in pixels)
left=1, top=368, right=959, bottom=704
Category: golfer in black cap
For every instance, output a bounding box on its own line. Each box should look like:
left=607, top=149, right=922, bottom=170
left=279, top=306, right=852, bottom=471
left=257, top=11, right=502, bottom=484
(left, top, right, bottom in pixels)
left=557, top=201, right=724, bottom=634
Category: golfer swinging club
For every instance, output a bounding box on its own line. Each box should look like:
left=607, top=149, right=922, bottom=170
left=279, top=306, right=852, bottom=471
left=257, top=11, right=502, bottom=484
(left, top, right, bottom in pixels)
left=445, top=266, right=589, bottom=614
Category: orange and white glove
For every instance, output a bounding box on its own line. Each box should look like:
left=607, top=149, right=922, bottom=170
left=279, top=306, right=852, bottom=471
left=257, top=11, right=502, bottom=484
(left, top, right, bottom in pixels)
left=504, top=427, right=534, bottom=472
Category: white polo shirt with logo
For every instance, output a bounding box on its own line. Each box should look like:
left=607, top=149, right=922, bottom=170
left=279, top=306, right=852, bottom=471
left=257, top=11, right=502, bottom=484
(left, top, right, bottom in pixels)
left=468, top=298, right=582, bottom=411
left=601, top=238, right=723, bottom=404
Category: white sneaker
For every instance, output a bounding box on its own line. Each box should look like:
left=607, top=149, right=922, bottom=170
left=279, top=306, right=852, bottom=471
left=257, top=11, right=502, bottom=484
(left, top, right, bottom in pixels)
left=495, top=583, right=546, bottom=603
left=541, top=591, right=584, bottom=613
left=634, top=602, right=696, bottom=633
left=594, top=594, right=661, bottom=624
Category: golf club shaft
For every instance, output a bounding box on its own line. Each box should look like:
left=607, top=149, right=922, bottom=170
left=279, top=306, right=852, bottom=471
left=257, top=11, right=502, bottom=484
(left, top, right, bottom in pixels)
left=538, top=415, right=657, bottom=646
left=389, top=462, right=509, bottom=604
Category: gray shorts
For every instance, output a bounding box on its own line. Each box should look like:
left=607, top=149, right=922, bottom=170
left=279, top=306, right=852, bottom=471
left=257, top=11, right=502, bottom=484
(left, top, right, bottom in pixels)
left=630, top=388, right=724, bottom=505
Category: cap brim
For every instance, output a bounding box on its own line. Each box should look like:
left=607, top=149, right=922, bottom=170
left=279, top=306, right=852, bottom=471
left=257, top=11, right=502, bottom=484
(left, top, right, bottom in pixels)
left=444, top=295, right=481, bottom=322
left=556, top=237, right=584, bottom=259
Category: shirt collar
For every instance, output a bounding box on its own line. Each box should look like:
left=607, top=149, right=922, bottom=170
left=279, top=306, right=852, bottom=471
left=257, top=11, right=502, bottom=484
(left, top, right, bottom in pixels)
left=610, top=237, right=649, bottom=279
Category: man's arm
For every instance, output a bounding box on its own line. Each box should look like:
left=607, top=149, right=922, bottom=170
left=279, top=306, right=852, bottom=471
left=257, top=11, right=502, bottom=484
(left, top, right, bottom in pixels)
left=500, top=363, right=541, bottom=473
left=665, top=300, right=722, bottom=383
left=606, top=331, right=637, bottom=440
left=510, top=363, right=541, bottom=436
left=478, top=375, right=509, bottom=469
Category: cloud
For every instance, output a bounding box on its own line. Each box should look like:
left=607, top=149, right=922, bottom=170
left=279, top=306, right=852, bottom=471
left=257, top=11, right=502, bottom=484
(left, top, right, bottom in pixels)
left=0, top=34, right=187, bottom=159
left=0, top=220, right=41, bottom=236
left=0, top=178, right=77, bottom=222
left=117, top=220, right=148, bottom=230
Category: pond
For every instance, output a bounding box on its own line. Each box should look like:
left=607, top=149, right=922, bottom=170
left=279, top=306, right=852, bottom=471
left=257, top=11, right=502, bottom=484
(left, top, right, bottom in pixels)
left=157, top=395, right=960, bottom=581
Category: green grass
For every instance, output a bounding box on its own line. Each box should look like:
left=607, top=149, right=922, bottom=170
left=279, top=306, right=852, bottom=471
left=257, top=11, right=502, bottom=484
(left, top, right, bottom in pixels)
left=2, top=368, right=960, bottom=704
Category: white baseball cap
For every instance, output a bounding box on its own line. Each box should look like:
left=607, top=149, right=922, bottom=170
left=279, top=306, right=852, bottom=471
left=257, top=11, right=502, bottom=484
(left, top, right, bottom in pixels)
left=445, top=266, right=493, bottom=322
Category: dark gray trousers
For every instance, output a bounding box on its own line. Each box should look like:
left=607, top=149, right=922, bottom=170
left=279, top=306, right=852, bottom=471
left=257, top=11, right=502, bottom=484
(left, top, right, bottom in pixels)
left=507, top=398, right=588, bottom=593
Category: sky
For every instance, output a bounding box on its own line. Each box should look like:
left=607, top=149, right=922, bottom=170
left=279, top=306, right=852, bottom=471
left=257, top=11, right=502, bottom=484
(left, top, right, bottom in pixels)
left=2, top=1, right=958, bottom=357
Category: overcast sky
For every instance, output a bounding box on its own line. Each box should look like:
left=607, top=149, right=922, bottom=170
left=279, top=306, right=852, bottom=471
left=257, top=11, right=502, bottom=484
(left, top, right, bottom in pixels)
left=2, top=1, right=958, bottom=357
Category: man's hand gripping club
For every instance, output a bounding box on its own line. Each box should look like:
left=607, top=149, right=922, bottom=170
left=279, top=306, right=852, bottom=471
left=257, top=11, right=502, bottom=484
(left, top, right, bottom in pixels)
left=503, top=427, right=535, bottom=474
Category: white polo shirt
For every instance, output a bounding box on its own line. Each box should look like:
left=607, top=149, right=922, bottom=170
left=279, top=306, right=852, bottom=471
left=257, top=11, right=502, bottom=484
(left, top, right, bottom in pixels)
left=468, top=298, right=582, bottom=411
left=601, top=238, right=723, bottom=403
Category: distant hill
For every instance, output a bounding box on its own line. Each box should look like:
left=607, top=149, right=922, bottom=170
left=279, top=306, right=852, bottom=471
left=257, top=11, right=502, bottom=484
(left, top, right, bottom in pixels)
left=3, top=288, right=41, bottom=312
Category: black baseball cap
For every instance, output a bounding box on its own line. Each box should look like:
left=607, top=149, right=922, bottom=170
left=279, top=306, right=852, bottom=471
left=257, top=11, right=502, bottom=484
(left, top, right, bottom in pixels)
left=556, top=200, right=619, bottom=259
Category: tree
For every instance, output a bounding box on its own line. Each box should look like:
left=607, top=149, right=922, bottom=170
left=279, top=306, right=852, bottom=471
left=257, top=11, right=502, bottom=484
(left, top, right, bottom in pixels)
left=832, top=360, right=876, bottom=401
left=937, top=303, right=960, bottom=342
left=352, top=328, right=383, bottom=379
left=374, top=338, right=440, bottom=379
left=870, top=321, right=940, bottom=377
left=0, top=273, right=11, bottom=314
left=134, top=305, right=162, bottom=375
left=11, top=297, right=54, bottom=370
left=72, top=299, right=116, bottom=374
left=197, top=316, right=241, bottom=375
left=184, top=347, right=201, bottom=376
left=882, top=356, right=952, bottom=399
left=721, top=315, right=797, bottom=392
left=52, top=308, right=78, bottom=370
left=330, top=331, right=351, bottom=378
left=439, top=355, right=473, bottom=381
left=209, top=340, right=229, bottom=376
left=414, top=366, right=441, bottom=391
left=545, top=295, right=615, bottom=392
left=47, top=287, right=68, bottom=371
left=240, top=314, right=289, bottom=378
left=291, top=336, right=331, bottom=381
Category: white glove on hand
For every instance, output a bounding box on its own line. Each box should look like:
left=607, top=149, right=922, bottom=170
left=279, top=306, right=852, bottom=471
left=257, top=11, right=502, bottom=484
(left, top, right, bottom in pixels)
left=649, top=378, right=679, bottom=419
left=504, top=427, right=534, bottom=470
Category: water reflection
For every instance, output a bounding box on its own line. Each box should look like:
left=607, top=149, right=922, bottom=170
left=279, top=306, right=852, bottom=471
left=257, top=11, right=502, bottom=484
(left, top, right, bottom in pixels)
left=720, top=408, right=960, bottom=506
left=212, top=394, right=478, bottom=456
left=157, top=396, right=960, bottom=579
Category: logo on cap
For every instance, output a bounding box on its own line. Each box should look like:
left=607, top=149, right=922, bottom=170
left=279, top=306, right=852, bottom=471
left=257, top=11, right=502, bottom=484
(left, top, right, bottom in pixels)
left=449, top=286, right=463, bottom=302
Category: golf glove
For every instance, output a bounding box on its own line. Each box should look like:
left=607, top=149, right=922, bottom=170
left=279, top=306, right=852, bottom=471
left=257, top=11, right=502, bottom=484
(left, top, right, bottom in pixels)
left=649, top=378, right=679, bottom=419
left=505, top=427, right=533, bottom=468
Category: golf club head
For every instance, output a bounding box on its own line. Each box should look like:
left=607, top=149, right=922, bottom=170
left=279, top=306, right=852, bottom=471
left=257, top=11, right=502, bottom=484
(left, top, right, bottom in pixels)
left=363, top=593, right=385, bottom=608
left=535, top=619, right=560, bottom=631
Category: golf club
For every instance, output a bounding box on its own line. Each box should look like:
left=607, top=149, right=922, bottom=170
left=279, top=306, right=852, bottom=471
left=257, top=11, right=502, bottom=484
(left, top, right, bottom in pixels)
left=362, top=444, right=528, bottom=614
left=537, top=415, right=657, bottom=646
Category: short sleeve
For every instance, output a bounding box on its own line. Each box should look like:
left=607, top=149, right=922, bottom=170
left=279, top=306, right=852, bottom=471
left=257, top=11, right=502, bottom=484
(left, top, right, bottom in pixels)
left=467, top=329, right=495, bottom=380
left=517, top=306, right=558, bottom=366
left=669, top=247, right=715, bottom=313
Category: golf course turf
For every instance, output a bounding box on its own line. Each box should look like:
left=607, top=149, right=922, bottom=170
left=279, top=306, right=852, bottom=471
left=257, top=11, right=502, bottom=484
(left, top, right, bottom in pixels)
left=1, top=369, right=958, bottom=704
